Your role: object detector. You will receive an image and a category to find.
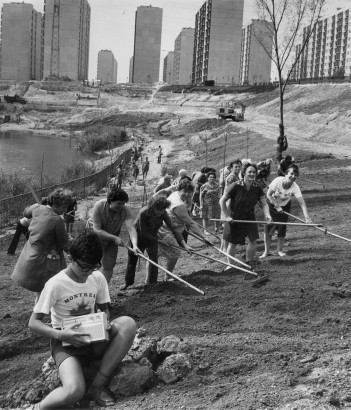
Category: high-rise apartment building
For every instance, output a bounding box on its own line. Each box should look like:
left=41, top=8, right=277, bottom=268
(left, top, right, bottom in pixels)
left=163, top=51, right=174, bottom=84
left=192, top=0, right=244, bottom=85
left=0, top=2, right=42, bottom=81
left=97, top=50, right=117, bottom=84
left=173, top=28, right=194, bottom=85
left=132, top=5, right=162, bottom=83
left=42, top=0, right=90, bottom=81
left=294, top=8, right=351, bottom=79
left=239, top=20, right=273, bottom=85
left=129, top=56, right=134, bottom=83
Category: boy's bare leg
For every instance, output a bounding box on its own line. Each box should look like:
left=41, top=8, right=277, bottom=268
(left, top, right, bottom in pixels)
left=39, top=357, right=86, bottom=409
left=89, top=316, right=136, bottom=404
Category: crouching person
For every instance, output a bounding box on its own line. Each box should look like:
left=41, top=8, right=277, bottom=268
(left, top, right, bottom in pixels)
left=122, top=196, right=192, bottom=289
left=28, top=231, right=137, bottom=409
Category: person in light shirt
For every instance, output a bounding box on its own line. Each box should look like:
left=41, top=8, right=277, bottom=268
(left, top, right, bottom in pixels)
left=260, top=164, right=312, bottom=258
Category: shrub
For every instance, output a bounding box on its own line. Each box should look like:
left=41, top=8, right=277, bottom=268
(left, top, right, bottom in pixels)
left=76, top=126, right=125, bottom=153
left=161, top=164, right=178, bottom=178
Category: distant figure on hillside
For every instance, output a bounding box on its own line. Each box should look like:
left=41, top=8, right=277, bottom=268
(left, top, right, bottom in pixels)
left=278, top=155, right=295, bottom=177
left=116, top=164, right=124, bottom=188
left=63, top=196, right=78, bottom=234
left=142, top=157, right=150, bottom=179
left=132, top=162, right=140, bottom=183
left=157, top=145, right=163, bottom=163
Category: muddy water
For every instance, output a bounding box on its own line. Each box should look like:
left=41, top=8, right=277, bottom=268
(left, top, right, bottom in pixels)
left=0, top=130, right=97, bottom=179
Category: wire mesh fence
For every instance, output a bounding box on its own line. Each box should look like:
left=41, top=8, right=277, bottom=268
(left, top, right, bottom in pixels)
left=0, top=148, right=132, bottom=229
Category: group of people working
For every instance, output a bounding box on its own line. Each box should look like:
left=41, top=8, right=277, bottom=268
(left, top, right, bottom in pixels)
left=8, top=150, right=311, bottom=409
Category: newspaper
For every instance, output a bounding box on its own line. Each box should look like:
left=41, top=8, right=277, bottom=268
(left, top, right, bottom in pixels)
left=61, top=312, right=109, bottom=346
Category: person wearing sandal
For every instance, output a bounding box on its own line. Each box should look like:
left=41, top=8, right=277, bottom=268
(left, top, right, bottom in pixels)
left=260, top=164, right=312, bottom=258
left=29, top=231, right=136, bottom=409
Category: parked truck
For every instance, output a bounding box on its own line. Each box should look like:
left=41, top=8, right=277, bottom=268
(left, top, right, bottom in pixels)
left=216, top=99, right=245, bottom=121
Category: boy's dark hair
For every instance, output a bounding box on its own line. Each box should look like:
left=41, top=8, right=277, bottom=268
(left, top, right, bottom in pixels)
left=180, top=175, right=192, bottom=182
left=233, top=159, right=242, bottom=166
left=148, top=196, right=171, bottom=211
left=69, top=231, right=103, bottom=265
left=48, top=188, right=73, bottom=207
left=177, top=178, right=194, bottom=192
left=107, top=188, right=129, bottom=203
left=241, top=162, right=258, bottom=176
left=286, top=164, right=299, bottom=176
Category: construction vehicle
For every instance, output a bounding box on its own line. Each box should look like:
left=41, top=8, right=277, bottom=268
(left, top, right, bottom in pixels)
left=4, top=94, right=27, bottom=104
left=216, top=99, right=245, bottom=121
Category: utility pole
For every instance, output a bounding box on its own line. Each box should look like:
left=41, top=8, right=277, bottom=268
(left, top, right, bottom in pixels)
left=50, top=0, right=60, bottom=77
left=246, top=128, right=249, bottom=158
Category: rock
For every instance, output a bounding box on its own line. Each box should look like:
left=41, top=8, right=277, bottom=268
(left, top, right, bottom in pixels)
left=157, top=335, right=192, bottom=358
left=157, top=353, right=193, bottom=384
left=300, top=354, right=319, bottom=363
left=129, top=336, right=158, bottom=365
left=110, top=362, right=156, bottom=396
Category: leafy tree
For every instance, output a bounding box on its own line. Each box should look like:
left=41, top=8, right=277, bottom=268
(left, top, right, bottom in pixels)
left=253, top=0, right=325, bottom=143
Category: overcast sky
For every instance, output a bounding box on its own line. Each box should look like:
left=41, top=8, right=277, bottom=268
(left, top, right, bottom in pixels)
left=1, top=0, right=350, bottom=82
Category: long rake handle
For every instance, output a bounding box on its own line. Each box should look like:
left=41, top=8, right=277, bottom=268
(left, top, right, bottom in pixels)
left=164, top=242, right=258, bottom=277
left=124, top=245, right=205, bottom=295
left=284, top=211, right=351, bottom=243
left=210, top=219, right=322, bottom=227
left=185, top=229, right=251, bottom=269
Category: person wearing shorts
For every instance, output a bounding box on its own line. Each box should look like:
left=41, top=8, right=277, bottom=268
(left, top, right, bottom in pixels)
left=220, top=163, right=271, bottom=267
left=91, top=188, right=139, bottom=283
left=260, top=164, right=312, bottom=258
left=29, top=231, right=136, bottom=409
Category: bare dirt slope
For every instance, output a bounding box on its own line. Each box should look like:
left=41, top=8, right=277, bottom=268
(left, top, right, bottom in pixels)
left=2, top=83, right=351, bottom=410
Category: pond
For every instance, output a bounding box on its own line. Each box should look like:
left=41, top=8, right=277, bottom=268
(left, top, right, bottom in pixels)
left=0, top=130, right=98, bottom=180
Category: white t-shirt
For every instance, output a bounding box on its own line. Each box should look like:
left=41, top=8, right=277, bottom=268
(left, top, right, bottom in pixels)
left=34, top=269, right=110, bottom=329
left=268, top=177, right=302, bottom=207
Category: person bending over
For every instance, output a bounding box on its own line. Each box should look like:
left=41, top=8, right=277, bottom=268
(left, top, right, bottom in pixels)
left=28, top=231, right=136, bottom=409
left=91, top=188, right=139, bottom=283
left=122, top=196, right=192, bottom=289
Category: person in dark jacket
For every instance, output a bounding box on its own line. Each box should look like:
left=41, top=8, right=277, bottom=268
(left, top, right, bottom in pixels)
left=121, top=196, right=193, bottom=290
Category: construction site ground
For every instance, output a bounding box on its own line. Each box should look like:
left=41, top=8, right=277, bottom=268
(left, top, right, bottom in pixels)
left=1, top=82, right=351, bottom=409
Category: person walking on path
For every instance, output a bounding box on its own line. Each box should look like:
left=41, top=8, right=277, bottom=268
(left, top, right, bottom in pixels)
left=116, top=164, right=124, bottom=189
left=29, top=231, right=136, bottom=409
left=132, top=162, right=140, bottom=184
left=142, top=157, right=150, bottom=180
left=260, top=164, right=312, bottom=258
left=219, top=163, right=271, bottom=267
left=157, top=146, right=163, bottom=163
left=90, top=188, right=139, bottom=283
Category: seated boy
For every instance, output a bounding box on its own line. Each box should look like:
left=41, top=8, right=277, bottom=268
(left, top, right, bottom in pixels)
left=29, top=231, right=136, bottom=409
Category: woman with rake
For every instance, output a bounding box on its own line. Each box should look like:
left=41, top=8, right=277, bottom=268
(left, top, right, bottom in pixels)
left=158, top=178, right=212, bottom=278
left=219, top=162, right=271, bottom=268
left=260, top=164, right=312, bottom=258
